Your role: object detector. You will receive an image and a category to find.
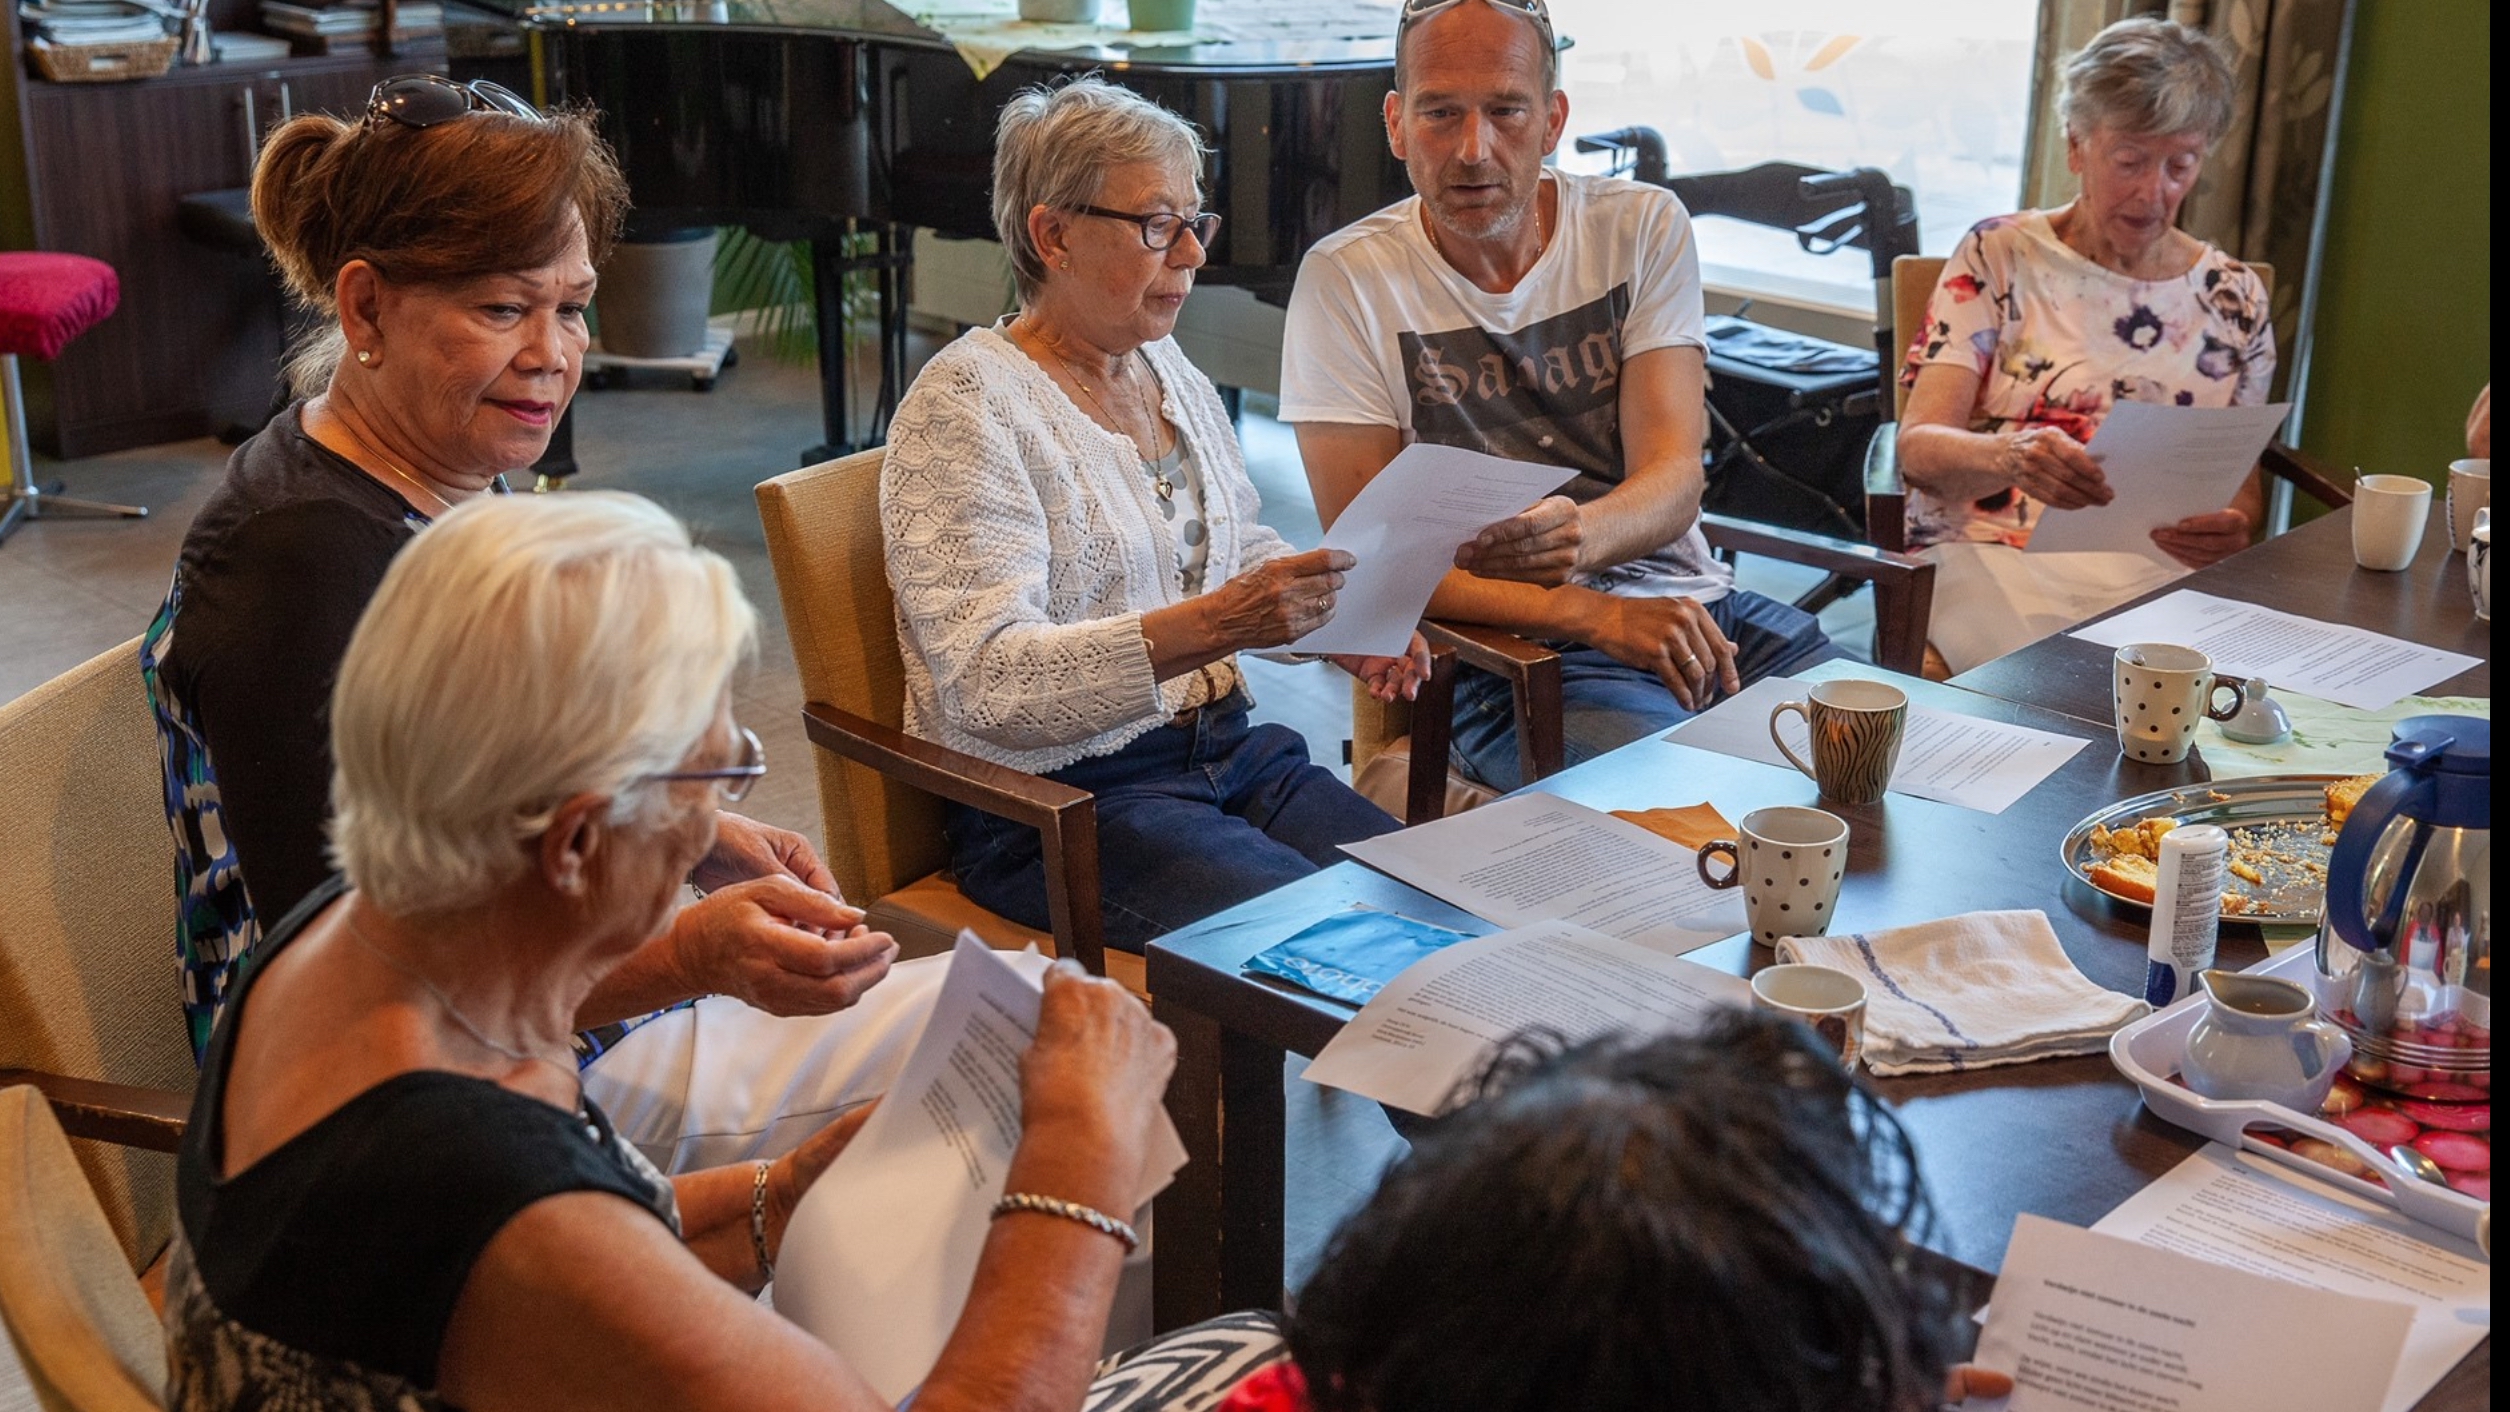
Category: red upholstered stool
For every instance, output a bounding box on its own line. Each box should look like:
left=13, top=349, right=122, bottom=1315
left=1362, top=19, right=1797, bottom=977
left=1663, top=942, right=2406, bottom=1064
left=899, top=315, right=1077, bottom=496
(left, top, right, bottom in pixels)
left=1, top=252, right=146, bottom=545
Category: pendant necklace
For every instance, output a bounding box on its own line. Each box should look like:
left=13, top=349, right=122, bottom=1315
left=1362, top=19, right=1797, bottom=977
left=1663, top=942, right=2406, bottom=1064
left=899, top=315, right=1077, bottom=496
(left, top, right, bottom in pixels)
left=1022, top=323, right=1173, bottom=503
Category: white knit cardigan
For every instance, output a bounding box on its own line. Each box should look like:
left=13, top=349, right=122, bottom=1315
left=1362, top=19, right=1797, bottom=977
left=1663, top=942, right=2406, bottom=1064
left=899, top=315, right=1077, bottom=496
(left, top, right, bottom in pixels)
left=881, top=323, right=1296, bottom=774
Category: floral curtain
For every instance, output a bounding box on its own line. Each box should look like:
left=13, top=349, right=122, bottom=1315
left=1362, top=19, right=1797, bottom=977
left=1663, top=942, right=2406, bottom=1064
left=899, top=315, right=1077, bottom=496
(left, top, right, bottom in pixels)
left=2022, top=0, right=2350, bottom=389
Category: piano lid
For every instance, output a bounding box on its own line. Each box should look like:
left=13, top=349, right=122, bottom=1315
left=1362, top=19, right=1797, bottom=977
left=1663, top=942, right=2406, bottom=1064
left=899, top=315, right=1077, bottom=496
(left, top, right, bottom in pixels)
left=521, top=0, right=1403, bottom=76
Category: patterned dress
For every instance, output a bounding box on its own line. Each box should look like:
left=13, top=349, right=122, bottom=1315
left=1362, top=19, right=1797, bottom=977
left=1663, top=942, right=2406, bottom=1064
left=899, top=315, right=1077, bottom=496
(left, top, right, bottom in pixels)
left=1899, top=210, right=2276, bottom=551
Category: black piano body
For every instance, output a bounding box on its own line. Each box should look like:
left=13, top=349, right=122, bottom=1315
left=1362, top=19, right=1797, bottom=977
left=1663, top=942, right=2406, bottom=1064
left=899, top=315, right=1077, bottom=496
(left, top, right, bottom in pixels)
left=525, top=0, right=1413, bottom=453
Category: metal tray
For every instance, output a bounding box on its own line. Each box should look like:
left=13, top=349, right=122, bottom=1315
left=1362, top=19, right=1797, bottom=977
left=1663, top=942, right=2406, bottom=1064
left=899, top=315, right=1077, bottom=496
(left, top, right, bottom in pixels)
left=2060, top=773, right=2350, bottom=925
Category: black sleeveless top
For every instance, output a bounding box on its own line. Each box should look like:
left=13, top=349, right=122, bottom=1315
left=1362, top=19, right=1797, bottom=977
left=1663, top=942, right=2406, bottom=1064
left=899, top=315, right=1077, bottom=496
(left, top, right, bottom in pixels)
left=164, top=876, right=681, bottom=1411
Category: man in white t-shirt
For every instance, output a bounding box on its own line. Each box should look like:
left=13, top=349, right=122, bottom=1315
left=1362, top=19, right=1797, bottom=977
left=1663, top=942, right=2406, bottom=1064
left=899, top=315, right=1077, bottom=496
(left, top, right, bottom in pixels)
left=1282, top=0, right=1834, bottom=790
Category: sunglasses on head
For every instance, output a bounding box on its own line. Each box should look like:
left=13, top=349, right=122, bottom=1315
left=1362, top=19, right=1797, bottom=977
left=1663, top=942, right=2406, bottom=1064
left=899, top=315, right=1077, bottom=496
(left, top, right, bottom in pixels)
left=367, top=74, right=543, bottom=130
left=1397, top=0, right=1554, bottom=38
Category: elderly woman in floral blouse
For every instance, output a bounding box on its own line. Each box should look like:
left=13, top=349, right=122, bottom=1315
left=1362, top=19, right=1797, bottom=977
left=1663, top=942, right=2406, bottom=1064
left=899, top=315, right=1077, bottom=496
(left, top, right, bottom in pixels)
left=1897, top=17, right=2272, bottom=673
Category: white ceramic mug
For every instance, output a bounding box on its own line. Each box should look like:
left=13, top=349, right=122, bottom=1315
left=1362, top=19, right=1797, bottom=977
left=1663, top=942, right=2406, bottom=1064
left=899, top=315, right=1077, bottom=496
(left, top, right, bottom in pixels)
left=2470, top=507, right=2491, bottom=621
left=2447, top=458, right=2491, bottom=554
left=1697, top=806, right=1850, bottom=945
left=1767, top=679, right=1907, bottom=806
left=1750, top=963, right=1869, bottom=1070
left=2113, top=643, right=2243, bottom=764
left=2351, top=473, right=2432, bottom=572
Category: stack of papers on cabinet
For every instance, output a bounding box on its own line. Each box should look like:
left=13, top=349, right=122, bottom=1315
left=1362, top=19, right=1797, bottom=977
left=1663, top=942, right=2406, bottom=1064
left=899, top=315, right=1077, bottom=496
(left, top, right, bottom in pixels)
left=18, top=1, right=171, bottom=44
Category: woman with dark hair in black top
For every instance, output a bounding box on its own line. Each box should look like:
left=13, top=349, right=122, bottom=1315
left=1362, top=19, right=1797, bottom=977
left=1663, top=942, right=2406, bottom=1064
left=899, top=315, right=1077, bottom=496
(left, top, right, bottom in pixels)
left=142, top=76, right=933, bottom=1176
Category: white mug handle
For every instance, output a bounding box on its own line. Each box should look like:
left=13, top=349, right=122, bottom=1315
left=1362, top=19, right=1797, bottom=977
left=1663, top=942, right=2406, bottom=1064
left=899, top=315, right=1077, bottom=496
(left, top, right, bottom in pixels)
left=1769, top=699, right=1818, bottom=782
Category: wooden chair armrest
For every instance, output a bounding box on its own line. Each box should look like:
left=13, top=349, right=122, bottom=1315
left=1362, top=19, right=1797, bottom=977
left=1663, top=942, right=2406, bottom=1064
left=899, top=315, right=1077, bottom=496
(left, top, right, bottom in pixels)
left=1864, top=421, right=1905, bottom=497
left=803, top=701, right=1090, bottom=826
left=1698, top=514, right=1936, bottom=677
left=800, top=702, right=1108, bottom=976
left=0, top=1070, right=187, bottom=1152
left=2262, top=441, right=2353, bottom=509
left=1422, top=620, right=1564, bottom=784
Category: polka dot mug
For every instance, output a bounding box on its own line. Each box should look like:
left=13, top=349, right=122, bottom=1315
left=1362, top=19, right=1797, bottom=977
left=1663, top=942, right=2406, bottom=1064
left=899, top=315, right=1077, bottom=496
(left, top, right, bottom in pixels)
left=2113, top=642, right=2244, bottom=765
left=1696, top=805, right=1850, bottom=946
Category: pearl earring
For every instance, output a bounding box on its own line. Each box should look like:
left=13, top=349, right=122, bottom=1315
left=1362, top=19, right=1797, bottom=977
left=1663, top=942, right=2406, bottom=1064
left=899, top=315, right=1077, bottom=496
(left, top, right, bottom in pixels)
left=356, top=350, right=373, bottom=365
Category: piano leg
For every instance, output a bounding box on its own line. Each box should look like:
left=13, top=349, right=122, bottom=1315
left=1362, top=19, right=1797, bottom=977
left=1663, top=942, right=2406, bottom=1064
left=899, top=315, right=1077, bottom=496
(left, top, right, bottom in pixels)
left=803, top=222, right=917, bottom=464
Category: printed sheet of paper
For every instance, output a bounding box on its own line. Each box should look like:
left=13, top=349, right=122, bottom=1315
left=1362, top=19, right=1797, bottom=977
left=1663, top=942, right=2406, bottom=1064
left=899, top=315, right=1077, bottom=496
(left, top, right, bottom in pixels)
left=2026, top=401, right=2292, bottom=565
left=1290, top=442, right=1574, bottom=656
left=1301, top=919, right=1752, bottom=1114
left=2090, top=1146, right=2492, bottom=1412
left=2070, top=589, right=2482, bottom=711
left=1972, top=1213, right=2411, bottom=1412
left=774, top=933, right=1188, bottom=1402
left=1340, top=792, right=1745, bottom=954
left=1664, top=677, right=2088, bottom=814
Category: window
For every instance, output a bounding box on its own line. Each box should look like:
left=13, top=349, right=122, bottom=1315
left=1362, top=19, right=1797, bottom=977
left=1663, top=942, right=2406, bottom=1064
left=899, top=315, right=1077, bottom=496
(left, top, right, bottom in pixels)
left=1550, top=0, right=2039, bottom=314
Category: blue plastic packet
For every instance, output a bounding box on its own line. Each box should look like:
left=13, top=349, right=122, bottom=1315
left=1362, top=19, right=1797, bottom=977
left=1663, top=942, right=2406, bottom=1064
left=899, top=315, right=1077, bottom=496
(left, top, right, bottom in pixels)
left=1242, top=905, right=1472, bottom=1005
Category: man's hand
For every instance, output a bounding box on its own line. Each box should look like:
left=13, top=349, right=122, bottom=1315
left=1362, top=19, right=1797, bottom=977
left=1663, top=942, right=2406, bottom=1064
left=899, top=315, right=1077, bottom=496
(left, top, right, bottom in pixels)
left=2150, top=506, right=2253, bottom=570
left=1455, top=495, right=1584, bottom=585
left=1575, top=593, right=1741, bottom=710
left=693, top=811, right=840, bottom=898
left=1328, top=631, right=1433, bottom=703
left=667, top=877, right=899, bottom=1017
left=1999, top=426, right=2112, bottom=510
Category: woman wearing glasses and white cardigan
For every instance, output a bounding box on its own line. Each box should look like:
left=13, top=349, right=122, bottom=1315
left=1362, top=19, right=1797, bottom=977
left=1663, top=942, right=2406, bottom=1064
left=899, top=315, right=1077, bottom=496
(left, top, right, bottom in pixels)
left=141, top=78, right=942, bottom=1177
left=883, top=77, right=1431, bottom=954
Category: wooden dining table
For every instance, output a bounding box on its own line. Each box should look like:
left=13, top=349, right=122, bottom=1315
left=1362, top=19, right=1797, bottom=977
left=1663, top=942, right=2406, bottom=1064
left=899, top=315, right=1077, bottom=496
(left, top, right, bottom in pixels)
left=1145, top=655, right=2488, bottom=1404
left=1953, top=501, right=2490, bottom=724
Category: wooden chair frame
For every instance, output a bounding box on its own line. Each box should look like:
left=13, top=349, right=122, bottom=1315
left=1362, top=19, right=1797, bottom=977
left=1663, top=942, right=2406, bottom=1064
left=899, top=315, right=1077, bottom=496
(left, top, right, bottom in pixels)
left=797, top=701, right=1112, bottom=978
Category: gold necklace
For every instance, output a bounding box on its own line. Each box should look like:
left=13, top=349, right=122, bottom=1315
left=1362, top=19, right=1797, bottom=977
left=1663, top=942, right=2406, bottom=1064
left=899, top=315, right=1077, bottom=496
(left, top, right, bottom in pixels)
left=322, top=403, right=460, bottom=517
left=1017, top=323, right=1173, bottom=502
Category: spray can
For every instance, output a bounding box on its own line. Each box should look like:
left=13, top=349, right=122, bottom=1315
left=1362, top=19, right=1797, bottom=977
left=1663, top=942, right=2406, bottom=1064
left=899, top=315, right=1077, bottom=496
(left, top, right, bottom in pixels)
left=2144, top=824, right=2228, bottom=1008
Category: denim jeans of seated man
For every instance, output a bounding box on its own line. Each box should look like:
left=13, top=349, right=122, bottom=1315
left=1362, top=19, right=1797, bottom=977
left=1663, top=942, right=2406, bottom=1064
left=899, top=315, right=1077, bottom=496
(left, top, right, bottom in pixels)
left=1449, top=587, right=1840, bottom=793
left=946, top=693, right=1401, bottom=952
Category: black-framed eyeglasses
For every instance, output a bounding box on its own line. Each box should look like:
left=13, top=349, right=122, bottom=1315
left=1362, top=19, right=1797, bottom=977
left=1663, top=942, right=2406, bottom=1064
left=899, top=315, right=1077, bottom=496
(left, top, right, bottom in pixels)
left=367, top=74, right=543, bottom=131
left=1071, top=205, right=1223, bottom=252
left=1397, top=0, right=1553, bottom=39
left=640, top=726, right=766, bottom=804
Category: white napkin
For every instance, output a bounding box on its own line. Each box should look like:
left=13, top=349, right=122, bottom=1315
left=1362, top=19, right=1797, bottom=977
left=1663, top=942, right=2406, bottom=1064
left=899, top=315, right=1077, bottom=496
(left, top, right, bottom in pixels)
left=1775, top=910, right=2147, bottom=1076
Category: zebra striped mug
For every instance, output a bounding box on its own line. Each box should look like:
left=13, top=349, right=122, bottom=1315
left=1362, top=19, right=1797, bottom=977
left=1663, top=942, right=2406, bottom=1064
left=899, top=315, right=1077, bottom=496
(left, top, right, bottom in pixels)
left=1767, top=679, right=1908, bottom=805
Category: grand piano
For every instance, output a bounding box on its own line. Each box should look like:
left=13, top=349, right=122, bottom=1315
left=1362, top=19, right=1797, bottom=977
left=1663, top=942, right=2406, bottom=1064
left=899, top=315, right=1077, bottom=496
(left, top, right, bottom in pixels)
left=524, top=0, right=1413, bottom=455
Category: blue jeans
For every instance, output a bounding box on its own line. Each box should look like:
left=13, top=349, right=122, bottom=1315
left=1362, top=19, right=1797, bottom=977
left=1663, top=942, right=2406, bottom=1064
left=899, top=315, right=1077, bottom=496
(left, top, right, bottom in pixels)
left=1450, top=588, right=1839, bottom=792
left=946, top=694, right=1400, bottom=953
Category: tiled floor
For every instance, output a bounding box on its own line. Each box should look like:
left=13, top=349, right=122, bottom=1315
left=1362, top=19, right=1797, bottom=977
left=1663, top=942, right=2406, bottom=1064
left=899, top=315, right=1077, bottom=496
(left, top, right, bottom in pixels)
left=2, top=327, right=1873, bottom=1296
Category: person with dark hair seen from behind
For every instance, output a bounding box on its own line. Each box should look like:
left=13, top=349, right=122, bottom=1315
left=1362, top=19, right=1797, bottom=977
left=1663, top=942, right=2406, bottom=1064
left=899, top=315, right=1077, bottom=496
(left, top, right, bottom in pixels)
left=140, top=76, right=945, bottom=1177
left=1217, top=1012, right=2017, bottom=1412
left=1283, top=0, right=1836, bottom=794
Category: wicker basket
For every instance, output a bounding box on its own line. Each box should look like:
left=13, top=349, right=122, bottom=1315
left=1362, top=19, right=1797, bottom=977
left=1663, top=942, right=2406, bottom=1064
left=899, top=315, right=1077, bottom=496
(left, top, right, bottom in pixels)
left=29, top=34, right=181, bottom=84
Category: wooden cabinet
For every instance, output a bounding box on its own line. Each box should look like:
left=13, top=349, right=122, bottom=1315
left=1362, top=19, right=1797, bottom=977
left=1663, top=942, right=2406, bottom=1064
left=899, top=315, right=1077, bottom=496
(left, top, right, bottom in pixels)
left=3, top=19, right=444, bottom=456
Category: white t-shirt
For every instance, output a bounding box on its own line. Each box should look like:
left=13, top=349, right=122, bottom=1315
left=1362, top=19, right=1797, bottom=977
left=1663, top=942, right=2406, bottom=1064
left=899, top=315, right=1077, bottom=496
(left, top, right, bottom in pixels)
left=1280, top=168, right=1730, bottom=601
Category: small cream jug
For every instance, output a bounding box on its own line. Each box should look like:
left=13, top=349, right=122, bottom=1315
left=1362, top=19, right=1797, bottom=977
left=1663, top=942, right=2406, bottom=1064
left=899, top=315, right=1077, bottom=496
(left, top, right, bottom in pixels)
left=2181, top=970, right=2353, bottom=1113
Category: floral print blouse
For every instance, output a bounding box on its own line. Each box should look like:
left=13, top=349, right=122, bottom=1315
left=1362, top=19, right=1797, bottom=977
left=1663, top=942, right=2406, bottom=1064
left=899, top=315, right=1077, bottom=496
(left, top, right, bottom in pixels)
left=1899, top=211, right=2275, bottom=550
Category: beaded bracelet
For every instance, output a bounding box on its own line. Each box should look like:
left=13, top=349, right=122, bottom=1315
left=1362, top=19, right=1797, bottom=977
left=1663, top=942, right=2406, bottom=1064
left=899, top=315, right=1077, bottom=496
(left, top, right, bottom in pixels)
left=750, top=1161, right=776, bottom=1282
left=991, top=1191, right=1140, bottom=1255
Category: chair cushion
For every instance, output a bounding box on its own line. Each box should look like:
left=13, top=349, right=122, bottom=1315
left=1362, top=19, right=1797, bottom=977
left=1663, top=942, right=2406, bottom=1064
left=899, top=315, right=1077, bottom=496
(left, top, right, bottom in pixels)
left=866, top=873, right=1147, bottom=996
left=1351, top=737, right=1500, bottom=821
left=0, top=1087, right=167, bottom=1412
left=0, top=253, right=120, bottom=360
